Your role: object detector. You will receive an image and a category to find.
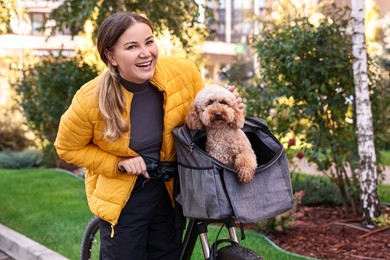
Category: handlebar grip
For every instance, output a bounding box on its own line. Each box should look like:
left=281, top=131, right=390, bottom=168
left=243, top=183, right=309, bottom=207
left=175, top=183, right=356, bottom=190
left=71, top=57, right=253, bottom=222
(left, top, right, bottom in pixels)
left=119, top=161, right=157, bottom=173
left=119, top=166, right=127, bottom=173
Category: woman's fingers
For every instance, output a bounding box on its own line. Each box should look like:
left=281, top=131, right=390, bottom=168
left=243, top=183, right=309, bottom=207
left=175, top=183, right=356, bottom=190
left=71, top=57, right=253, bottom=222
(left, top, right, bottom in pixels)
left=118, top=156, right=148, bottom=176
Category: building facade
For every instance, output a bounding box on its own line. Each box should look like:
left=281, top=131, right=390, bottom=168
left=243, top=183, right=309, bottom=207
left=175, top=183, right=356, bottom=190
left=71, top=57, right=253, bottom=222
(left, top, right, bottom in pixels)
left=0, top=0, right=87, bottom=58
left=201, top=0, right=266, bottom=82
left=1, top=0, right=265, bottom=84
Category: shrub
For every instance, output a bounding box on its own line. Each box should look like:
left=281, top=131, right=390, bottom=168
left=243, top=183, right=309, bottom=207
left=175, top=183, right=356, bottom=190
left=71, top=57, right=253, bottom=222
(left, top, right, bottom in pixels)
left=0, top=125, right=32, bottom=151
left=253, top=3, right=388, bottom=214
left=292, top=175, right=342, bottom=206
left=0, top=107, right=33, bottom=151
left=0, top=150, right=42, bottom=169
left=373, top=213, right=390, bottom=227
left=11, top=52, right=99, bottom=166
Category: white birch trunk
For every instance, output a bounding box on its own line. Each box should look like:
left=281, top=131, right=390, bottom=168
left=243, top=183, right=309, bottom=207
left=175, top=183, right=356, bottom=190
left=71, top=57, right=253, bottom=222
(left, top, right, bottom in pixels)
left=351, top=0, right=381, bottom=227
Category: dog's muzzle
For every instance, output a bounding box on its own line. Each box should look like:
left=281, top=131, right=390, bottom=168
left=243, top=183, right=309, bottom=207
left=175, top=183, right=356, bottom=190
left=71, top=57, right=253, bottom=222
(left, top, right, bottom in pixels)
left=214, top=112, right=223, bottom=120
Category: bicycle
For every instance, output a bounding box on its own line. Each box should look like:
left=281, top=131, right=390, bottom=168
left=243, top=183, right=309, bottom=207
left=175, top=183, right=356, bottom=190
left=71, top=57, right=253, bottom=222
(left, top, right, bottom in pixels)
left=80, top=160, right=262, bottom=260
left=80, top=215, right=262, bottom=260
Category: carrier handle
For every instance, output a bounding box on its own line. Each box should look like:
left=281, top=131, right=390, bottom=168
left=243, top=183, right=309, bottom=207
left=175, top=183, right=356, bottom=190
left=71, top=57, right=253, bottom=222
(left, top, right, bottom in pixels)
left=244, top=117, right=287, bottom=172
left=182, top=117, right=268, bottom=141
left=244, top=117, right=269, bottom=130
left=182, top=123, right=206, bottom=142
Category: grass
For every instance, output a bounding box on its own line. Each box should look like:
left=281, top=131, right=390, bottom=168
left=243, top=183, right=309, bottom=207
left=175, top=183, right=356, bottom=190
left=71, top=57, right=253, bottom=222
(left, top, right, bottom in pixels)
left=0, top=168, right=92, bottom=260
left=379, top=185, right=390, bottom=204
left=0, top=168, right=312, bottom=260
left=380, top=150, right=390, bottom=166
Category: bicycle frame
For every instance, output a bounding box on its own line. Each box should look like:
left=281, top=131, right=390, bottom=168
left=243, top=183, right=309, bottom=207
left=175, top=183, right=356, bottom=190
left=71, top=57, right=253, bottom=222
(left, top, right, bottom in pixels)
left=80, top=215, right=262, bottom=260
left=180, top=217, right=239, bottom=260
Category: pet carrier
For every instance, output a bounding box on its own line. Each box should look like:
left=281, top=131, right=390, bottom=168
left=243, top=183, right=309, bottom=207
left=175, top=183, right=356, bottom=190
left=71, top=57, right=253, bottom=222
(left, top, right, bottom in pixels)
left=173, top=117, right=293, bottom=223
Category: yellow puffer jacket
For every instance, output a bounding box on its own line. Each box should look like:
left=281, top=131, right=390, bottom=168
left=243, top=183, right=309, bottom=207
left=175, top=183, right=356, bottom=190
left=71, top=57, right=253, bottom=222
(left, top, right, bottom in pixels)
left=54, top=56, right=204, bottom=232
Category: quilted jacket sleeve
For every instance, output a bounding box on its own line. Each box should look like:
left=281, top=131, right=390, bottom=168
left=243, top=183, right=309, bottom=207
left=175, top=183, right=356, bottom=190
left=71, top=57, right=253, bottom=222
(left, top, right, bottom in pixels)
left=54, top=89, right=120, bottom=178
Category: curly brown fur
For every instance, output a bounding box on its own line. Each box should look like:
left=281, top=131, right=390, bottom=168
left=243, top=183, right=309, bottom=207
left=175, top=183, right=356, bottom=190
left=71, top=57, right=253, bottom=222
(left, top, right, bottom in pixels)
left=185, top=85, right=257, bottom=183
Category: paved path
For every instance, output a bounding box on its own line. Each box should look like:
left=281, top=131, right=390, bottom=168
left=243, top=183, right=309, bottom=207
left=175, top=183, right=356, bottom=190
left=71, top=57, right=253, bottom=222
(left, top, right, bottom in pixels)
left=0, top=250, right=14, bottom=260
left=0, top=224, right=68, bottom=260
left=293, top=158, right=390, bottom=185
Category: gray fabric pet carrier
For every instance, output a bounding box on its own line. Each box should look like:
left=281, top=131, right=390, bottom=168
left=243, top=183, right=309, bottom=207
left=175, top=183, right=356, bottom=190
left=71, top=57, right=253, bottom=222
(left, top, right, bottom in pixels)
left=172, top=117, right=293, bottom=223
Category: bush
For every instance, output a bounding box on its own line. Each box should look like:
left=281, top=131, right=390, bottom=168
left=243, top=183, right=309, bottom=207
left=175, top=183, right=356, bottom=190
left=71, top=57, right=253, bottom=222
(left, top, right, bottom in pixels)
left=254, top=212, right=294, bottom=235
left=253, top=3, right=388, bottom=213
left=0, top=125, right=32, bottom=151
left=11, top=52, right=99, bottom=166
left=0, top=150, right=42, bottom=169
left=292, top=175, right=342, bottom=206
left=0, top=107, right=33, bottom=151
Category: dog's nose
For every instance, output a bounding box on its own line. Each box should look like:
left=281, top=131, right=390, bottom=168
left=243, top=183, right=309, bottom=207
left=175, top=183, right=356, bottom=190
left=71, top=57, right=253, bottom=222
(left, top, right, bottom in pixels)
left=214, top=112, right=222, bottom=119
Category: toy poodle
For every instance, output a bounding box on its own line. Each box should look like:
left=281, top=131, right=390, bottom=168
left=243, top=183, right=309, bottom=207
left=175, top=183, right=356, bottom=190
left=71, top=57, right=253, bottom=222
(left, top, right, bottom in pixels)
left=185, top=84, right=257, bottom=183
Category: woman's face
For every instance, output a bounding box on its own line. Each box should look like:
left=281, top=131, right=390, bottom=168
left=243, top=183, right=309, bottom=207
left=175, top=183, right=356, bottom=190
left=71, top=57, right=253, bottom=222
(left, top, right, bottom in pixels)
left=106, top=22, right=158, bottom=83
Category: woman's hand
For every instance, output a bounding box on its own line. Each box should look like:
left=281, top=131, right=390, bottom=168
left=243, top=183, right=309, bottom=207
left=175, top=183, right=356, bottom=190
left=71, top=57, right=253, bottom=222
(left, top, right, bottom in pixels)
left=118, top=156, right=150, bottom=178
left=226, top=85, right=245, bottom=110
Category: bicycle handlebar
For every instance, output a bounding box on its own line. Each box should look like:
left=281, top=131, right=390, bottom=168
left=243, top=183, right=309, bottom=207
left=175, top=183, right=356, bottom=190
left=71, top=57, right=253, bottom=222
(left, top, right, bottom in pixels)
left=119, top=158, right=177, bottom=182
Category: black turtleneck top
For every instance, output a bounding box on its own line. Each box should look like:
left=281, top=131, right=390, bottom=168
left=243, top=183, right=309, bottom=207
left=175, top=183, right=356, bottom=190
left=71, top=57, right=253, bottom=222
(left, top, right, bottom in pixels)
left=120, top=77, right=163, bottom=161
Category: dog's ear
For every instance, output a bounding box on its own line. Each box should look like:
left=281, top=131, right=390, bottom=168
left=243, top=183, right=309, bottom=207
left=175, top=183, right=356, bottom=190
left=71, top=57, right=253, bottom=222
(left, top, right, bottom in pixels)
left=185, top=102, right=204, bottom=129
left=229, top=101, right=245, bottom=129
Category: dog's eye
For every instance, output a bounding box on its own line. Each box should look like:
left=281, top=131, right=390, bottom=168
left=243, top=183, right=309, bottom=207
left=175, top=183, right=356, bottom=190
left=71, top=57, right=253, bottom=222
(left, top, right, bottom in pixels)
left=207, top=100, right=214, bottom=106
left=220, top=100, right=227, bottom=105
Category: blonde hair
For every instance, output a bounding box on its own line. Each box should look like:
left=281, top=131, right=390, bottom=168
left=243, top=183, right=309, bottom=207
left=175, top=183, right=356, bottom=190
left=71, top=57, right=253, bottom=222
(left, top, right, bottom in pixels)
left=97, top=68, right=127, bottom=141
left=96, top=12, right=154, bottom=141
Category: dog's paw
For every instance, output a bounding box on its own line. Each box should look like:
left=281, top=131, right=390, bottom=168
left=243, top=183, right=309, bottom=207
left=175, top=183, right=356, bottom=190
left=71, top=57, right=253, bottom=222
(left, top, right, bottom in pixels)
left=237, top=167, right=255, bottom=183
left=235, top=153, right=257, bottom=183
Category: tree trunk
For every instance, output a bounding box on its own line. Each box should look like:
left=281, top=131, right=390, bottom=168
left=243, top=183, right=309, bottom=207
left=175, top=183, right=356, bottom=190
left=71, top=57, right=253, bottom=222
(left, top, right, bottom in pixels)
left=351, top=0, right=381, bottom=227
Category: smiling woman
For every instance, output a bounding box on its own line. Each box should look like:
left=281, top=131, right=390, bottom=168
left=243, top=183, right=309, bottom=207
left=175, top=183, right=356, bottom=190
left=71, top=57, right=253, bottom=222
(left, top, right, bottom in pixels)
left=103, top=22, right=158, bottom=84
left=54, top=11, right=206, bottom=260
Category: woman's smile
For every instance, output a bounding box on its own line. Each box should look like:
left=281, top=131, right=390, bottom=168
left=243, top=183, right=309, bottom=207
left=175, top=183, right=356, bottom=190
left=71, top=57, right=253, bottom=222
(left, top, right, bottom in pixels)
left=106, top=22, right=159, bottom=83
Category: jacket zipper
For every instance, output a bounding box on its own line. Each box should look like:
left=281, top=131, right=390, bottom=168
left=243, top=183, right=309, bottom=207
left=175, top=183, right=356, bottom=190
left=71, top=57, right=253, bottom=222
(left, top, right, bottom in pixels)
left=110, top=176, right=137, bottom=238
left=110, top=221, right=117, bottom=238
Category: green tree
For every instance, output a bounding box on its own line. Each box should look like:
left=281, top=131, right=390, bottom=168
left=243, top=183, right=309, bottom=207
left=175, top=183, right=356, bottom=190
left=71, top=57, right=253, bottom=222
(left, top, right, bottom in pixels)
left=11, top=53, right=99, bottom=166
left=377, top=14, right=390, bottom=150
left=49, top=0, right=207, bottom=53
left=252, top=4, right=387, bottom=215
left=0, top=0, right=16, bottom=34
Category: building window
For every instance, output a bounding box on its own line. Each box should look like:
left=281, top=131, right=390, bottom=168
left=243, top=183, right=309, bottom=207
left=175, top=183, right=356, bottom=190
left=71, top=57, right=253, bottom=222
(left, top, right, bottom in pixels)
left=234, top=0, right=251, bottom=9
left=29, top=12, right=47, bottom=35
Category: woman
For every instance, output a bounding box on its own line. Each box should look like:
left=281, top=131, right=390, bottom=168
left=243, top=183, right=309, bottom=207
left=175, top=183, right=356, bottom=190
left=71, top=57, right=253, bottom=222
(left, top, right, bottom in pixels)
left=55, top=11, right=240, bottom=260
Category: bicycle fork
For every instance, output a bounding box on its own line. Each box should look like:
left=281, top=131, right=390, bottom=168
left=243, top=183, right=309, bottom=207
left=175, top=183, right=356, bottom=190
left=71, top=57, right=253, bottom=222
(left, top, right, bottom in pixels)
left=197, top=218, right=239, bottom=259
left=180, top=217, right=239, bottom=260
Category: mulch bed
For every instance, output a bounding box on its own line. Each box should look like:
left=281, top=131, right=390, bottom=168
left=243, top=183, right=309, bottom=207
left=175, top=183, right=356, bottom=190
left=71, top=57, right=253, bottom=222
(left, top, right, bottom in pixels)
left=265, top=205, right=390, bottom=260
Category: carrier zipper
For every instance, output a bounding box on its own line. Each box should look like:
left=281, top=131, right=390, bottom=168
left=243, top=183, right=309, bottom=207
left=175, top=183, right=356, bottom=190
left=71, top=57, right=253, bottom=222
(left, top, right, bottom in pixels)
left=181, top=124, right=235, bottom=170
left=187, top=141, right=237, bottom=172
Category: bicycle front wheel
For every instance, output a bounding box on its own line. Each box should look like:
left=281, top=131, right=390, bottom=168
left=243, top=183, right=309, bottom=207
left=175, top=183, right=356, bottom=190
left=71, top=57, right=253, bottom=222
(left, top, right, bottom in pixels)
left=80, top=216, right=101, bottom=260
left=216, top=244, right=263, bottom=260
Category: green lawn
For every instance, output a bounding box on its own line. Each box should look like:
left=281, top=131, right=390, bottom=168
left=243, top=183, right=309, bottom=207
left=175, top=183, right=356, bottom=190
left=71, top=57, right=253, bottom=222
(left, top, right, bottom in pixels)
left=0, top=169, right=91, bottom=259
left=0, top=168, right=312, bottom=260
left=380, top=150, right=390, bottom=166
